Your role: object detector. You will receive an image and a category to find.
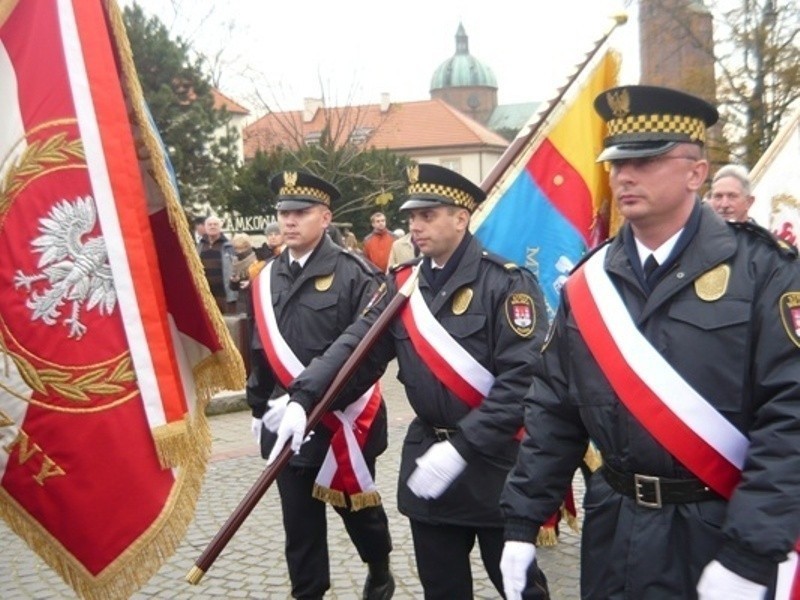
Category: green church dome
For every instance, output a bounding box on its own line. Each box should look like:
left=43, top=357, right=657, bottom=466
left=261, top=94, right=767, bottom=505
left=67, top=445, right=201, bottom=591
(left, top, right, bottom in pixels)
left=430, top=23, right=497, bottom=92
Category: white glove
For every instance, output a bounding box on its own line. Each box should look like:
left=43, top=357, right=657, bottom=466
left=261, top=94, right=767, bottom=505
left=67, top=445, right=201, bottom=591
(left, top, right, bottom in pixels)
left=266, top=402, right=307, bottom=465
left=500, top=541, right=537, bottom=600
left=250, top=417, right=261, bottom=443
left=697, top=560, right=767, bottom=599
left=407, top=441, right=467, bottom=499
left=262, top=394, right=290, bottom=433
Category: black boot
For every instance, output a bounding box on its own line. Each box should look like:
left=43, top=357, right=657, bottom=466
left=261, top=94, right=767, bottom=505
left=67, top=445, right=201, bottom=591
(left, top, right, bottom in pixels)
left=362, top=557, right=395, bottom=600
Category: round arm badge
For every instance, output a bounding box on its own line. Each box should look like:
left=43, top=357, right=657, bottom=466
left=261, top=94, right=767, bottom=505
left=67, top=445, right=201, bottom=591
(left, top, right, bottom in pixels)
left=779, top=291, right=800, bottom=348
left=506, top=292, right=536, bottom=338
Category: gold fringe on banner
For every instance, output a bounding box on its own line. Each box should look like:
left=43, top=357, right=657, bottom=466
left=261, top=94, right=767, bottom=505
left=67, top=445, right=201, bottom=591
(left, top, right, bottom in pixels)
left=0, top=454, right=207, bottom=600
left=106, top=0, right=244, bottom=470
left=0, top=2, right=242, bottom=598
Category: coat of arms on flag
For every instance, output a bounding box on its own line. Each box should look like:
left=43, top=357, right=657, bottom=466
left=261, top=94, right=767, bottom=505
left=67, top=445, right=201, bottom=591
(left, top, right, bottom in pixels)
left=0, top=1, right=245, bottom=598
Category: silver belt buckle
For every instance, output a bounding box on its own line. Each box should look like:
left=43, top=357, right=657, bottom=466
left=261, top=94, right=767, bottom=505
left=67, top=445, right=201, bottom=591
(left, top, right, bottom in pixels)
left=634, top=474, right=662, bottom=508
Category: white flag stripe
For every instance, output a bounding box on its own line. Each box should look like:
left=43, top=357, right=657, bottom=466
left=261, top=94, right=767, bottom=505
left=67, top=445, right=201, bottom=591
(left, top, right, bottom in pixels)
left=57, top=0, right=166, bottom=428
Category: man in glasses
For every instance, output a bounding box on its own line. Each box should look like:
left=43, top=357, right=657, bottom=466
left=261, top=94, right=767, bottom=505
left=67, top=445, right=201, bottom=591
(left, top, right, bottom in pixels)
left=500, top=85, right=800, bottom=599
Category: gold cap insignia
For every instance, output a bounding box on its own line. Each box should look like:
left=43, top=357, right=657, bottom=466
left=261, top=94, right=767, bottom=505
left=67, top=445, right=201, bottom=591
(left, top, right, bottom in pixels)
left=315, top=273, right=334, bottom=292
left=451, top=287, right=473, bottom=315
left=407, top=164, right=419, bottom=184
left=505, top=292, right=536, bottom=338
left=284, top=171, right=298, bottom=188
left=694, top=264, right=730, bottom=302
left=607, top=89, right=630, bottom=118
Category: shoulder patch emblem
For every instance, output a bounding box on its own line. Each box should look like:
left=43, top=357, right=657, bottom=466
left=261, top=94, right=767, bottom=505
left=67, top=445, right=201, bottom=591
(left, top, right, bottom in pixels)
left=506, top=292, right=536, bottom=338
left=315, top=273, right=334, bottom=292
left=779, top=292, right=800, bottom=348
left=452, top=287, right=473, bottom=315
left=694, top=264, right=730, bottom=302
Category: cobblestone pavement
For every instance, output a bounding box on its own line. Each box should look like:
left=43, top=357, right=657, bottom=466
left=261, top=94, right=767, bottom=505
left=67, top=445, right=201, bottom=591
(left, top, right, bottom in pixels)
left=0, top=362, right=581, bottom=599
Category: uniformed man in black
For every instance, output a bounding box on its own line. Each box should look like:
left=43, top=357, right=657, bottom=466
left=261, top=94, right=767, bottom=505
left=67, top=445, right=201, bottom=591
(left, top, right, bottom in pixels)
left=272, top=164, right=551, bottom=599
left=247, top=171, right=394, bottom=600
left=500, top=85, right=800, bottom=599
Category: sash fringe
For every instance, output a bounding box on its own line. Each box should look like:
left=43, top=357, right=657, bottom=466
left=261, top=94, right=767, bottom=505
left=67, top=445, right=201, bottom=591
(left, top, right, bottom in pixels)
left=562, top=504, right=580, bottom=533
left=312, top=484, right=383, bottom=512
left=536, top=526, right=559, bottom=547
left=584, top=444, right=603, bottom=473
left=312, top=484, right=346, bottom=508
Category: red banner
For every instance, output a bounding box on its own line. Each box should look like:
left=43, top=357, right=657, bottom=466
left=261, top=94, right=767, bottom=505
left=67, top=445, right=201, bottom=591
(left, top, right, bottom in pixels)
left=0, top=1, right=244, bottom=598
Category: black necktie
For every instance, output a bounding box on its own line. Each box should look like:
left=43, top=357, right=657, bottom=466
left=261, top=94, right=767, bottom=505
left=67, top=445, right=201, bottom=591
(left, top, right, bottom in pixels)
left=289, top=260, right=302, bottom=280
left=643, top=254, right=658, bottom=287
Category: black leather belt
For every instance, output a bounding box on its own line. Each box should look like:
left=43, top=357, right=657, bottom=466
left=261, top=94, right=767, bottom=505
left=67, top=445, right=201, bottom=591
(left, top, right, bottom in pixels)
left=601, top=464, right=720, bottom=508
left=431, top=426, right=458, bottom=442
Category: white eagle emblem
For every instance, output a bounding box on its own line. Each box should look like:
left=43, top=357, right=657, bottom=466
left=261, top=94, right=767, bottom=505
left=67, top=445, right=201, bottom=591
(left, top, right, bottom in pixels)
left=13, top=196, right=116, bottom=339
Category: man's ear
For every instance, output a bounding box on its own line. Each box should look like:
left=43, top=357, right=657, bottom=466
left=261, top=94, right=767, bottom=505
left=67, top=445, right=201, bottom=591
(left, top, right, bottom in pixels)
left=687, top=159, right=710, bottom=193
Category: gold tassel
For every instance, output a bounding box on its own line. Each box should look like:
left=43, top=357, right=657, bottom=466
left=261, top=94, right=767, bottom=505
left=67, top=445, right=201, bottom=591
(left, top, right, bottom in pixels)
left=536, top=526, right=559, bottom=547
left=349, top=491, right=382, bottom=511
left=561, top=504, right=581, bottom=533
left=583, top=443, right=603, bottom=473
left=312, top=484, right=346, bottom=508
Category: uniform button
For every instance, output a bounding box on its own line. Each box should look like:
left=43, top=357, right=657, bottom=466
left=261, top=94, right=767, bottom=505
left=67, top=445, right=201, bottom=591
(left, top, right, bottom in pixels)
left=676, top=272, right=685, bottom=279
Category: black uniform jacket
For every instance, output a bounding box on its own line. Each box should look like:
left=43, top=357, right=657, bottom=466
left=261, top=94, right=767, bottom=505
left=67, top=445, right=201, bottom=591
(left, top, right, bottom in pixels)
left=502, top=203, right=800, bottom=596
left=247, top=235, right=388, bottom=468
left=291, top=235, right=548, bottom=527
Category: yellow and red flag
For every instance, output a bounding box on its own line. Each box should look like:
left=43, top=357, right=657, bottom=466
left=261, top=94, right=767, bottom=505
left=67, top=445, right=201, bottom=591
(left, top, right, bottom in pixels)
left=0, top=1, right=245, bottom=598
left=472, top=16, right=625, bottom=317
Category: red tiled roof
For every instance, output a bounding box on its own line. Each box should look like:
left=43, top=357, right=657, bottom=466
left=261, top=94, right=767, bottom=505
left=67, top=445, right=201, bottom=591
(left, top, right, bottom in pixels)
left=243, top=98, right=507, bottom=159
left=212, top=89, right=249, bottom=115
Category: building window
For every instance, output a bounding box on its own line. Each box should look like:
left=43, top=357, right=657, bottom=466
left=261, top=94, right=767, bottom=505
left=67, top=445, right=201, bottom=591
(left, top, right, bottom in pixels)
left=304, top=131, right=322, bottom=146
left=349, top=127, right=373, bottom=145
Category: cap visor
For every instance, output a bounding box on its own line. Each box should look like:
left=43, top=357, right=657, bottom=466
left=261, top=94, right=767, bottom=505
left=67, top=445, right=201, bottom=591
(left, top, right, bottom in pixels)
left=399, top=198, right=448, bottom=211
left=275, top=199, right=320, bottom=211
left=597, top=141, right=678, bottom=162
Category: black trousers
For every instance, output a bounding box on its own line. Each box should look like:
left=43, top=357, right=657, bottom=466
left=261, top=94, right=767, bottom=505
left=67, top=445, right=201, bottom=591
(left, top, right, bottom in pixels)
left=277, top=463, right=393, bottom=600
left=410, top=519, right=549, bottom=600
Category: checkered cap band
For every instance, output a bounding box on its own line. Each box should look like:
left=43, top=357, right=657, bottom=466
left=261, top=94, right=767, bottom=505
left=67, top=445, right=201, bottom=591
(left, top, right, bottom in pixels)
left=606, top=114, right=706, bottom=144
left=407, top=182, right=478, bottom=212
left=277, top=185, right=331, bottom=206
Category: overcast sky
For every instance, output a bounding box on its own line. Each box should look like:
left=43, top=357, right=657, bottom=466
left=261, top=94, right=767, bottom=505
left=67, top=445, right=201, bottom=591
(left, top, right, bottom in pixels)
left=120, top=0, right=641, bottom=116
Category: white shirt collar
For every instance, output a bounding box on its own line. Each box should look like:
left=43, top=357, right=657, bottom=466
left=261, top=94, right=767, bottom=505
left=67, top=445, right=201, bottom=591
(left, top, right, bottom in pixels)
left=635, top=228, right=683, bottom=267
left=289, top=250, right=313, bottom=268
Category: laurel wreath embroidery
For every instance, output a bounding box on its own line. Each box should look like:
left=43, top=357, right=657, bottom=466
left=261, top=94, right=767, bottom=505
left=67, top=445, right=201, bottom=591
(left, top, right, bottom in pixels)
left=0, top=130, right=85, bottom=215
left=10, top=354, right=136, bottom=402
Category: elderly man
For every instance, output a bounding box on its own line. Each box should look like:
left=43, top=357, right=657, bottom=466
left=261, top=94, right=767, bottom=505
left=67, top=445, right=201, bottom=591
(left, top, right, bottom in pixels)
left=197, top=215, right=237, bottom=313
left=708, top=163, right=755, bottom=223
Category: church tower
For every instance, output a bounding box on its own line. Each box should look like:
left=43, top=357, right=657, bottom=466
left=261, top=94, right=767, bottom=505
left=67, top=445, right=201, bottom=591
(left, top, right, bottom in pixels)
left=639, top=0, right=716, bottom=104
left=430, top=23, right=498, bottom=125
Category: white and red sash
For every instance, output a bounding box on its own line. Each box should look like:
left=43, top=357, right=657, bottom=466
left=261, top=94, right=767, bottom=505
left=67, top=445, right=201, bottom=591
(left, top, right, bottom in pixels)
left=567, top=245, right=798, bottom=596
left=396, top=268, right=494, bottom=408
left=252, top=260, right=382, bottom=509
